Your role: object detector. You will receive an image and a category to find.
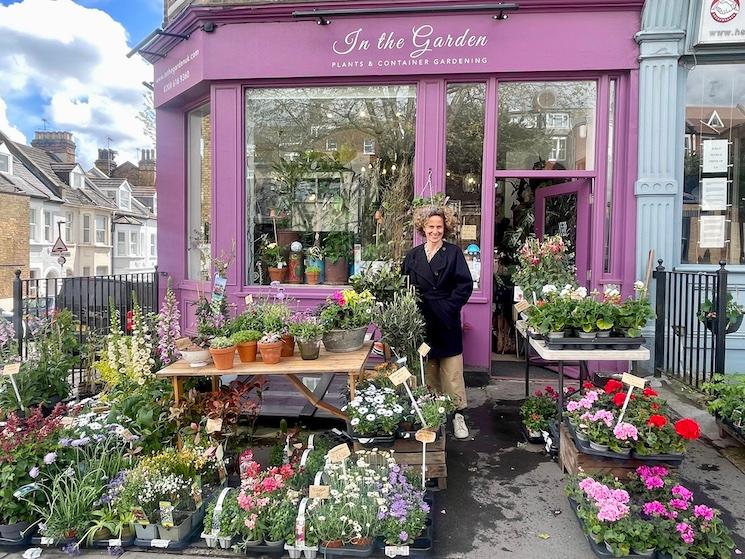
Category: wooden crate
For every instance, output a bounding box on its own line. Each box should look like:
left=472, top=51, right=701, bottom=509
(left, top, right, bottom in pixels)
left=353, top=433, right=448, bottom=490
left=558, top=424, right=679, bottom=479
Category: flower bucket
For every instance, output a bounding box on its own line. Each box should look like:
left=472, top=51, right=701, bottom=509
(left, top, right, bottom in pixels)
left=258, top=341, right=283, bottom=364
left=632, top=548, right=655, bottom=557
left=322, top=326, right=367, bottom=353
left=236, top=341, right=258, bottom=363
left=281, top=334, right=296, bottom=357
left=589, top=441, right=609, bottom=452
left=303, top=546, right=318, bottom=559
left=158, top=516, right=192, bottom=542
left=209, top=346, right=236, bottom=370
left=264, top=539, right=285, bottom=549
left=324, top=257, right=348, bottom=285
left=298, top=340, right=321, bottom=360
left=306, top=271, right=321, bottom=285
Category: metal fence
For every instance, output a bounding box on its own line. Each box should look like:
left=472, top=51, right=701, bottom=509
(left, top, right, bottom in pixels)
left=11, top=268, right=159, bottom=387
left=653, top=260, right=727, bottom=388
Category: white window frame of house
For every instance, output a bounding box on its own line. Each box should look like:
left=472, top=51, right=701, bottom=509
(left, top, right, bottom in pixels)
left=150, top=232, right=156, bottom=257
left=28, top=269, right=38, bottom=295
left=82, top=214, right=91, bottom=243
left=0, top=153, right=10, bottom=174
left=140, top=232, right=145, bottom=256
left=95, top=215, right=107, bottom=244
left=325, top=138, right=337, bottom=152
left=70, top=172, right=84, bottom=189
left=64, top=212, right=73, bottom=243
left=120, top=188, right=131, bottom=210
left=117, top=231, right=126, bottom=256
left=363, top=139, right=375, bottom=155
left=95, top=266, right=108, bottom=276
left=43, top=211, right=52, bottom=242
left=549, top=136, right=567, bottom=161
left=29, top=208, right=38, bottom=242
left=130, top=231, right=138, bottom=255
left=545, top=112, right=570, bottom=129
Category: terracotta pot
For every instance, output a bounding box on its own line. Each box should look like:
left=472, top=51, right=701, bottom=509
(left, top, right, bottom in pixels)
left=281, top=334, right=296, bottom=357
left=324, top=257, right=348, bottom=285
left=322, top=539, right=343, bottom=549
left=306, top=271, right=321, bottom=285
left=351, top=536, right=373, bottom=547
left=268, top=267, right=288, bottom=283
left=277, top=229, right=299, bottom=247
left=236, top=341, right=258, bottom=363
left=209, top=346, right=236, bottom=370
left=258, top=341, right=283, bottom=364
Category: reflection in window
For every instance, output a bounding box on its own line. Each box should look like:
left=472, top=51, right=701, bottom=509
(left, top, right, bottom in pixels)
left=445, top=83, right=485, bottom=290
left=245, top=85, right=416, bottom=285
left=498, top=81, right=597, bottom=170
left=681, top=64, right=745, bottom=264
left=603, top=79, right=617, bottom=273
left=187, top=104, right=212, bottom=280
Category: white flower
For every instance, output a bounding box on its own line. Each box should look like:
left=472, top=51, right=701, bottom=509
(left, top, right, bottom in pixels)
left=350, top=418, right=360, bottom=426
left=634, top=281, right=645, bottom=290
left=438, top=407, right=445, bottom=413
left=366, top=414, right=376, bottom=421
left=542, top=284, right=557, bottom=295
left=359, top=407, right=369, bottom=414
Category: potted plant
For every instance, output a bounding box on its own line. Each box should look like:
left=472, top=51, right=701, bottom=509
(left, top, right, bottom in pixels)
left=323, top=232, right=352, bottom=285
left=305, top=265, right=322, bottom=285
left=350, top=261, right=407, bottom=305
left=230, top=330, right=262, bottom=363
left=616, top=281, right=655, bottom=338
left=258, top=333, right=283, bottom=364
left=319, top=289, right=374, bottom=352
left=519, top=387, right=559, bottom=440
left=373, top=289, right=426, bottom=367
left=403, top=386, right=455, bottom=436
left=697, top=293, right=745, bottom=335
left=179, top=337, right=211, bottom=367
left=609, top=421, right=638, bottom=456
left=287, top=314, right=325, bottom=360
left=306, top=499, right=348, bottom=549
left=512, top=235, right=576, bottom=300
left=262, top=498, right=295, bottom=548
left=581, top=409, right=615, bottom=451
left=344, top=382, right=403, bottom=443
left=527, top=288, right=575, bottom=338
left=261, top=242, right=287, bottom=283
left=209, top=336, right=236, bottom=370
left=595, top=299, right=617, bottom=338
left=305, top=245, right=325, bottom=283
left=571, top=297, right=600, bottom=342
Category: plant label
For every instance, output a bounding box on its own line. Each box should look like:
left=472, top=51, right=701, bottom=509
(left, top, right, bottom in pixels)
left=159, top=502, right=174, bottom=528
left=206, top=417, right=223, bottom=434
left=415, top=429, right=436, bottom=444
left=385, top=545, right=410, bottom=557
left=245, top=294, right=253, bottom=305
left=40, top=537, right=55, bottom=545
left=621, top=373, right=647, bottom=389
left=417, top=343, right=431, bottom=357
left=308, top=485, right=330, bottom=499
left=192, top=477, right=203, bottom=508
left=515, top=300, right=530, bottom=313
left=108, top=539, right=122, bottom=547
left=389, top=367, right=412, bottom=386
left=327, top=443, right=351, bottom=463
left=175, top=337, right=192, bottom=351
left=151, top=539, right=170, bottom=548
left=3, top=363, right=20, bottom=376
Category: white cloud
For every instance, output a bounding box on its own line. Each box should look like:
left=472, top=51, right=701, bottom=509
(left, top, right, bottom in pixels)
left=0, top=98, right=27, bottom=144
left=0, top=0, right=153, bottom=168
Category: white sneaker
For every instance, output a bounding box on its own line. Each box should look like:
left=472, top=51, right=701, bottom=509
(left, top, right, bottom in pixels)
left=453, top=413, right=469, bottom=439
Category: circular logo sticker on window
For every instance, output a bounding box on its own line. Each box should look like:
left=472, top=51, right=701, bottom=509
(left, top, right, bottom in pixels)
left=710, top=0, right=740, bottom=23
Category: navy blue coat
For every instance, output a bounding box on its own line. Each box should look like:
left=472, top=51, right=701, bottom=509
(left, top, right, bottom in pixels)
left=402, top=242, right=474, bottom=359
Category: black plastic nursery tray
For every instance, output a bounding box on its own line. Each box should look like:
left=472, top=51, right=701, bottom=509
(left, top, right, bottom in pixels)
left=319, top=541, right=375, bottom=557
left=244, top=541, right=286, bottom=555
left=718, top=416, right=745, bottom=447
left=0, top=527, right=37, bottom=550
left=133, top=520, right=203, bottom=551
left=543, top=336, right=646, bottom=351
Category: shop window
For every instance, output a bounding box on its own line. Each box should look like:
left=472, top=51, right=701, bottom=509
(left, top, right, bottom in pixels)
left=95, top=266, right=108, bottom=276
left=681, top=63, right=745, bottom=265
left=245, top=85, right=417, bottom=285
left=187, top=103, right=212, bottom=281
left=445, top=83, right=486, bottom=291
left=498, top=81, right=597, bottom=171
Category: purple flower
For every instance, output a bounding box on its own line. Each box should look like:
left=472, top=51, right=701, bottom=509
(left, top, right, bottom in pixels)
left=671, top=485, right=693, bottom=502
left=676, top=522, right=695, bottom=544
left=694, top=504, right=715, bottom=521
left=669, top=498, right=690, bottom=511
left=643, top=501, right=667, bottom=517
left=44, top=452, right=57, bottom=465
left=59, top=438, right=71, bottom=447
left=644, top=476, right=664, bottom=490
left=29, top=466, right=40, bottom=479
left=63, top=542, right=81, bottom=556
left=108, top=545, right=124, bottom=558
left=399, top=531, right=408, bottom=543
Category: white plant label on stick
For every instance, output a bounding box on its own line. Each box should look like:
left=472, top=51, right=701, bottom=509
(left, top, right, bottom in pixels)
left=245, top=294, right=253, bottom=305
left=417, top=343, right=430, bottom=386
left=389, top=367, right=412, bottom=386
left=515, top=299, right=530, bottom=314
left=616, top=373, right=647, bottom=425
left=415, top=430, right=435, bottom=489
left=308, top=485, right=330, bottom=499
left=108, top=539, right=122, bottom=547
left=151, top=539, right=170, bottom=548
left=385, top=545, right=410, bottom=557
left=3, top=363, right=24, bottom=411
left=327, top=443, right=351, bottom=463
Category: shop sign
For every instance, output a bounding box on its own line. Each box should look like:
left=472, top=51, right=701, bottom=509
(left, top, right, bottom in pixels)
left=696, top=0, right=745, bottom=45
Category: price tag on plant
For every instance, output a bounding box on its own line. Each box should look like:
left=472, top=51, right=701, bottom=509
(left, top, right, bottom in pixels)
left=3, top=363, right=20, bottom=376
left=40, top=537, right=55, bottom=545
left=159, top=501, right=174, bottom=528
left=175, top=337, right=192, bottom=351
left=308, top=485, right=330, bottom=499
left=385, top=545, right=410, bottom=557
left=108, top=539, right=122, bottom=547
left=417, top=343, right=431, bottom=357
left=327, top=443, right=351, bottom=463
left=151, top=539, right=170, bottom=548
left=389, top=366, right=413, bottom=386
left=621, top=373, right=647, bottom=389
left=206, top=417, right=223, bottom=434
left=245, top=294, right=253, bottom=305
left=415, top=429, right=436, bottom=444
left=515, top=300, right=530, bottom=313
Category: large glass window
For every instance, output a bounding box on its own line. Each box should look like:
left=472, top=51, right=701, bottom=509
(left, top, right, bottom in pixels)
left=498, top=81, right=597, bottom=170
left=245, top=85, right=416, bottom=285
left=681, top=63, right=745, bottom=264
left=445, top=83, right=486, bottom=291
left=187, top=103, right=212, bottom=281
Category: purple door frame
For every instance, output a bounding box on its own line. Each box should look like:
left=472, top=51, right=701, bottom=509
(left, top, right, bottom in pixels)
left=535, top=179, right=592, bottom=287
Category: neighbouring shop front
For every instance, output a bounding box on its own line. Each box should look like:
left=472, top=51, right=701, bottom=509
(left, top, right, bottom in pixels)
left=149, top=0, right=643, bottom=371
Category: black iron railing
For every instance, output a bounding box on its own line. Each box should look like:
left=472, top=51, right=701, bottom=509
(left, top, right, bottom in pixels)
left=653, top=260, right=728, bottom=388
left=12, top=268, right=160, bottom=388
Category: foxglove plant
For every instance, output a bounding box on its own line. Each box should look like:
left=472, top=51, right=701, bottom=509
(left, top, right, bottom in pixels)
left=157, top=278, right=181, bottom=366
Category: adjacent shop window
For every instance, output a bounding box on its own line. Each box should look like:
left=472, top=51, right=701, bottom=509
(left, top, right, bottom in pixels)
left=498, top=81, right=597, bottom=170
left=603, top=79, right=617, bottom=273
left=245, top=85, right=416, bottom=285
left=445, top=83, right=485, bottom=291
left=187, top=103, right=212, bottom=281
left=681, top=63, right=745, bottom=264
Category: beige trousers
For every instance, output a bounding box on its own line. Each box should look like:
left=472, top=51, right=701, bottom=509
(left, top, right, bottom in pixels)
left=425, top=354, right=467, bottom=410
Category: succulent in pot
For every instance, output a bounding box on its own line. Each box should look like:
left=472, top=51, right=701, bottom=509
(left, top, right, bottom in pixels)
left=230, top=330, right=262, bottom=363
left=258, top=332, right=283, bottom=364
left=209, top=336, right=236, bottom=370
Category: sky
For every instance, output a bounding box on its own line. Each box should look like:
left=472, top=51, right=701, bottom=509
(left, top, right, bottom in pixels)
left=0, top=0, right=162, bottom=169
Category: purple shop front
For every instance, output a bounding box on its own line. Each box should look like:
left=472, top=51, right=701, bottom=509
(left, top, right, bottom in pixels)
left=152, top=0, right=642, bottom=372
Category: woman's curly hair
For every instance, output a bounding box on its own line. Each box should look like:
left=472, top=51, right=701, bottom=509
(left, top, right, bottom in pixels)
left=413, top=204, right=457, bottom=236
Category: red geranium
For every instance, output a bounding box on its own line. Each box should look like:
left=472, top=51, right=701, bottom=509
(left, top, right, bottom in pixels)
left=647, top=415, right=667, bottom=428
left=651, top=402, right=660, bottom=411
left=674, top=418, right=700, bottom=440
left=643, top=387, right=658, bottom=397
left=604, top=379, right=624, bottom=394
left=582, top=381, right=595, bottom=390
left=612, top=392, right=627, bottom=407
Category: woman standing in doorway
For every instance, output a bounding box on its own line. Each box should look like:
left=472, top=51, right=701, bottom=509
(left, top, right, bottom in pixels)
left=402, top=205, right=474, bottom=439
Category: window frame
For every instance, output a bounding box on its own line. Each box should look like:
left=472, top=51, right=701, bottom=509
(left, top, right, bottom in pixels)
left=29, top=208, right=38, bottom=242
left=130, top=231, right=138, bottom=256
left=150, top=232, right=156, bottom=257
left=82, top=214, right=91, bottom=244
left=94, top=215, right=107, bottom=245
left=117, top=231, right=127, bottom=256
left=0, top=153, right=9, bottom=173
left=43, top=211, right=52, bottom=242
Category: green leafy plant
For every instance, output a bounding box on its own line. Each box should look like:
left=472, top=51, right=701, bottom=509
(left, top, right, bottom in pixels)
left=512, top=235, right=576, bottom=298
left=261, top=242, right=285, bottom=268
left=230, top=330, right=262, bottom=345
left=287, top=314, right=325, bottom=343
left=697, top=293, right=744, bottom=328
left=305, top=265, right=321, bottom=274
left=571, top=298, right=601, bottom=333
left=520, top=387, right=559, bottom=432
left=210, top=336, right=234, bottom=349
left=350, top=262, right=407, bottom=304
left=323, top=232, right=353, bottom=264
left=616, top=282, right=654, bottom=337
left=408, top=386, right=455, bottom=430
left=319, top=290, right=375, bottom=331
left=702, top=374, right=745, bottom=425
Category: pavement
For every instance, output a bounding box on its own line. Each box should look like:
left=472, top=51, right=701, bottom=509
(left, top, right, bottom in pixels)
left=3, top=367, right=745, bottom=559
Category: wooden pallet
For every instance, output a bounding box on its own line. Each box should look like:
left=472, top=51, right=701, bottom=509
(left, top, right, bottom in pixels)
left=558, top=424, right=679, bottom=479
left=353, top=433, right=448, bottom=490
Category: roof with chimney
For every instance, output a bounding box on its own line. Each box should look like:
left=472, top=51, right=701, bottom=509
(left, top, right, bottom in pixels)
left=86, top=174, right=155, bottom=221
left=0, top=151, right=64, bottom=202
